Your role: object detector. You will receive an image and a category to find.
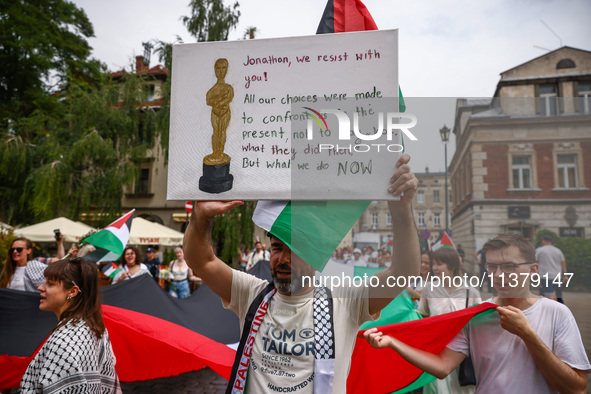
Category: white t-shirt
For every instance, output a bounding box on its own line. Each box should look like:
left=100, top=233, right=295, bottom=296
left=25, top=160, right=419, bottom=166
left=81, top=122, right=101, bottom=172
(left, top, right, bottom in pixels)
left=111, top=266, right=151, bottom=284
left=246, top=250, right=266, bottom=271
left=417, top=284, right=481, bottom=317
left=447, top=297, right=591, bottom=394
left=535, top=245, right=565, bottom=277
left=225, top=270, right=378, bottom=394
left=418, top=284, right=481, bottom=394
left=9, top=266, right=26, bottom=290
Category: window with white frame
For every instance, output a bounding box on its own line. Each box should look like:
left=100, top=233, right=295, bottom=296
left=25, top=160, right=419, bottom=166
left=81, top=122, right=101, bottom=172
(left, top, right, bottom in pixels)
left=433, top=190, right=440, bottom=203
left=433, top=213, right=441, bottom=227
left=417, top=190, right=425, bottom=203
left=578, top=82, right=591, bottom=114
left=386, top=213, right=392, bottom=226
left=557, top=154, right=578, bottom=188
left=512, top=156, right=532, bottom=189
left=539, top=84, right=558, bottom=116
left=371, top=213, right=378, bottom=227
left=418, top=212, right=425, bottom=226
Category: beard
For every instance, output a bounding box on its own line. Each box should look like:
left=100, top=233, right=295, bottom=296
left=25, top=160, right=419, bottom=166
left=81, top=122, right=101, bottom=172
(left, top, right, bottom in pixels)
left=272, top=263, right=305, bottom=295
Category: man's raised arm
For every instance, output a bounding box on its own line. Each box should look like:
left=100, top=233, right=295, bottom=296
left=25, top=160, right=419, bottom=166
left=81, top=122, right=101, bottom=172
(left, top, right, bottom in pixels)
left=183, top=200, right=243, bottom=305
left=369, top=154, right=420, bottom=315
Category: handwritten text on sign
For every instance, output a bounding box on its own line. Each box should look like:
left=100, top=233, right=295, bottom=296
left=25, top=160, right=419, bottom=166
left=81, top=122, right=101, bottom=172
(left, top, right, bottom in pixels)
left=168, top=30, right=402, bottom=200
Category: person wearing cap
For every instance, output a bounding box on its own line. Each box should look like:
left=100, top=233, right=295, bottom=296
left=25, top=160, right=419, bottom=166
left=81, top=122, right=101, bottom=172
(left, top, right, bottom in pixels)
left=142, top=246, right=161, bottom=282
left=184, top=154, right=420, bottom=393
left=346, top=248, right=366, bottom=267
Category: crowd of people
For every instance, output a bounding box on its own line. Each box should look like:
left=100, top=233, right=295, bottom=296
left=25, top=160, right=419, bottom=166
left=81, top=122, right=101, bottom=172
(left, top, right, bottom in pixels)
left=1, top=155, right=589, bottom=393
left=329, top=244, right=393, bottom=267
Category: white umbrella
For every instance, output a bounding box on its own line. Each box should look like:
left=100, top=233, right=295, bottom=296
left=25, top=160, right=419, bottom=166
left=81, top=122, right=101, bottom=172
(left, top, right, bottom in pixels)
left=128, top=217, right=184, bottom=246
left=0, top=222, right=13, bottom=235
left=13, top=217, right=95, bottom=243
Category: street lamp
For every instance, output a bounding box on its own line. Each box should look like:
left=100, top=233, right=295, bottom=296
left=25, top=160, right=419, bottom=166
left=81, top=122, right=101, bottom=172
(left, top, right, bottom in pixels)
left=439, top=125, right=451, bottom=234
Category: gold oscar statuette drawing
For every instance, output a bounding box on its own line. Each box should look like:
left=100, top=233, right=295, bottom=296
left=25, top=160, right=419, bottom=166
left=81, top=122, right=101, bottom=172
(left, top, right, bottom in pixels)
left=199, top=58, right=234, bottom=193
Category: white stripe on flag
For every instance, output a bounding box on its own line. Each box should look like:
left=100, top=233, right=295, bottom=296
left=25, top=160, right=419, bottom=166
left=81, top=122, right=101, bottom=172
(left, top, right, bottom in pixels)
left=253, top=201, right=288, bottom=232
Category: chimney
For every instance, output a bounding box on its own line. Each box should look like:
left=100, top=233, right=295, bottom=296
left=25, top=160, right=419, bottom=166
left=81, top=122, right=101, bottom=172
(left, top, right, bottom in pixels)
left=136, top=55, right=147, bottom=73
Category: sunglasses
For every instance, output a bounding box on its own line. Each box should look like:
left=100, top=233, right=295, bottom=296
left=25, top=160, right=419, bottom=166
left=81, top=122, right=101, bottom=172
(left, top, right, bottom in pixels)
left=10, top=247, right=26, bottom=253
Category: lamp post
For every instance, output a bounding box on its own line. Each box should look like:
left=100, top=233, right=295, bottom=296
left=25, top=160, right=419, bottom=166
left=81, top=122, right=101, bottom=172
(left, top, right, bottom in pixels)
left=439, top=125, right=451, bottom=234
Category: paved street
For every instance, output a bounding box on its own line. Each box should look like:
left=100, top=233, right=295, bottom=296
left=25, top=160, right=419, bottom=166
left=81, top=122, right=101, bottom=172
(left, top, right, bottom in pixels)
left=122, top=291, right=591, bottom=393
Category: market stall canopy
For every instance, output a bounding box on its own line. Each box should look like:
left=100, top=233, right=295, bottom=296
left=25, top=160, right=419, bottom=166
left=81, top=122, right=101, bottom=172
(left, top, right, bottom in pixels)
left=13, top=217, right=95, bottom=243
left=129, top=217, right=184, bottom=246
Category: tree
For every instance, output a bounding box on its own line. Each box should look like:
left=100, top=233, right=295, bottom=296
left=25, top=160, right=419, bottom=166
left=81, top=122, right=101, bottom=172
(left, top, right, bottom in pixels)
left=0, top=0, right=100, bottom=123
left=0, top=0, right=107, bottom=224
left=0, top=71, right=161, bottom=226
left=182, top=0, right=241, bottom=42
left=243, top=26, right=258, bottom=40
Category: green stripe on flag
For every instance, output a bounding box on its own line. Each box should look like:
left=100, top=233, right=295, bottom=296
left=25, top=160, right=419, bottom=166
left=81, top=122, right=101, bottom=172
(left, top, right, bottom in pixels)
left=356, top=265, right=437, bottom=392
left=83, top=230, right=124, bottom=256
left=264, top=201, right=370, bottom=271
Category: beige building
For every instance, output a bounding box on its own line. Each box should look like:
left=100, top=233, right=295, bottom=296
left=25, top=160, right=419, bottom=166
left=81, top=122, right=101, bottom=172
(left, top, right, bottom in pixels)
left=449, top=46, right=591, bottom=260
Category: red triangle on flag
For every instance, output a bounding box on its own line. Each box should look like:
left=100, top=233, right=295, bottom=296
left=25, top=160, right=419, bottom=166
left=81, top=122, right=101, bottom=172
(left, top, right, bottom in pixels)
left=440, top=232, right=455, bottom=248
left=107, top=209, right=135, bottom=230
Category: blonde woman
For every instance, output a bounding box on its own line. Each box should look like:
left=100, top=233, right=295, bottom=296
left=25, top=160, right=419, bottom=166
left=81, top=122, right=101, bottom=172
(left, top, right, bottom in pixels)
left=168, top=247, right=200, bottom=299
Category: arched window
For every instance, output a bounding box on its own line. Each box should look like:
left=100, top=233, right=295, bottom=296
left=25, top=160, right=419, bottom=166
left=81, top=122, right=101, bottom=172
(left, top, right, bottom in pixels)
left=556, top=58, right=576, bottom=69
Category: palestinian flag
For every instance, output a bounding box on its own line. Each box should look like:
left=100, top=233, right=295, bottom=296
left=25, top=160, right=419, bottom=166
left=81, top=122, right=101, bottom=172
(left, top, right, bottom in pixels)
left=101, top=262, right=122, bottom=278
left=350, top=302, right=496, bottom=393
left=0, top=260, right=495, bottom=392
left=386, top=239, right=394, bottom=253
left=432, top=231, right=455, bottom=251
left=82, top=210, right=135, bottom=263
left=253, top=200, right=370, bottom=271
left=255, top=1, right=408, bottom=273
left=316, top=0, right=406, bottom=112
left=0, top=274, right=242, bottom=389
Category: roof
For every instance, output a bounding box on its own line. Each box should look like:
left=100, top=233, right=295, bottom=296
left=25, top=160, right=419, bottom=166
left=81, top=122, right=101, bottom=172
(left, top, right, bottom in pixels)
left=108, top=65, right=169, bottom=79
left=499, top=46, right=591, bottom=76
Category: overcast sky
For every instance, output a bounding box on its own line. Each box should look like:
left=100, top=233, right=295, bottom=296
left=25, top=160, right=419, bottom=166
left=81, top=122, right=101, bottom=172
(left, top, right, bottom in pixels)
left=71, top=0, right=590, bottom=173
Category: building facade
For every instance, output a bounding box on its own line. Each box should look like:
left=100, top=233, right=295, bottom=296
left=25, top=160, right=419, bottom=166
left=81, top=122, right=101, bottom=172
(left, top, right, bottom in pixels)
left=449, top=46, right=591, bottom=259
left=351, top=169, right=452, bottom=249
left=111, top=55, right=188, bottom=232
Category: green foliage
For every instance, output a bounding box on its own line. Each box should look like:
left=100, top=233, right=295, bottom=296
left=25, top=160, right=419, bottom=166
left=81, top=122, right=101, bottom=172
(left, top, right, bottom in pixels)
left=534, top=229, right=559, bottom=247
left=535, top=230, right=591, bottom=291
left=0, top=0, right=99, bottom=122
left=182, top=0, right=240, bottom=42
left=162, top=247, right=176, bottom=267
left=557, top=237, right=591, bottom=290
left=1, top=72, right=162, bottom=227
left=0, top=231, right=17, bottom=275
left=242, top=26, right=258, bottom=40
left=212, top=201, right=255, bottom=266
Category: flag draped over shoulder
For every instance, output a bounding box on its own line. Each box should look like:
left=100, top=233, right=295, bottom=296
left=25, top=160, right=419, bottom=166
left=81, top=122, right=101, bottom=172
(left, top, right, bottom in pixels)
left=82, top=210, right=135, bottom=263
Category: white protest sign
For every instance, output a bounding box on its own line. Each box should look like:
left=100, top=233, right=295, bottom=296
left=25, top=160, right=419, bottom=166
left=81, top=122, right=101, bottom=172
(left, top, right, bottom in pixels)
left=167, top=29, right=405, bottom=200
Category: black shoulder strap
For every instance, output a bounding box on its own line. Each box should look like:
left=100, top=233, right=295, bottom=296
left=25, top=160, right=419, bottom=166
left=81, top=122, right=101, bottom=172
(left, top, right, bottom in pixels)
left=226, top=281, right=275, bottom=394
left=465, top=288, right=470, bottom=308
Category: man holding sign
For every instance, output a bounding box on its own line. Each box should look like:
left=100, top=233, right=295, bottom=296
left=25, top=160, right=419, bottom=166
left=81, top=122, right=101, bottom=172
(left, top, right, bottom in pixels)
left=184, top=153, right=419, bottom=393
